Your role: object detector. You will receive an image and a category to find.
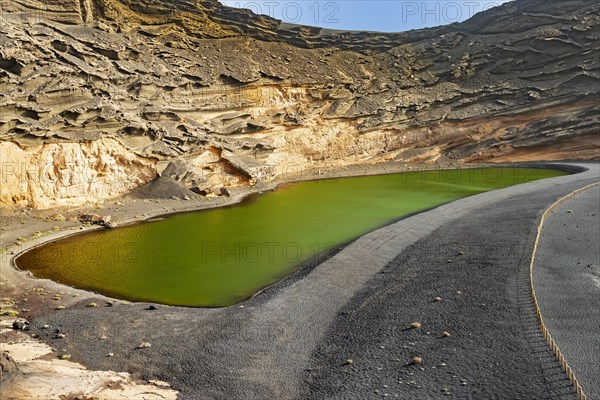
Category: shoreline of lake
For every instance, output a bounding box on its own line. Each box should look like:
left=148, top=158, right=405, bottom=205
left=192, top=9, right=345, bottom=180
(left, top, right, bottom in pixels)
left=0, top=161, right=595, bottom=399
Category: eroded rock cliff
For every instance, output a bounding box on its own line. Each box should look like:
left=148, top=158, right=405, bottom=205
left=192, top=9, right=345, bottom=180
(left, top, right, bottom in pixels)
left=1, top=0, right=598, bottom=208
left=0, top=139, right=156, bottom=208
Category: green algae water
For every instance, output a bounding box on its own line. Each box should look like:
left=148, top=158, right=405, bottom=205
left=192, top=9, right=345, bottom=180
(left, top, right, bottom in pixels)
left=17, top=167, right=566, bottom=307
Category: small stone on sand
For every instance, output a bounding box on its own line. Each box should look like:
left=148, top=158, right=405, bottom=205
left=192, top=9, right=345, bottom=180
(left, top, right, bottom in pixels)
left=409, top=322, right=421, bottom=329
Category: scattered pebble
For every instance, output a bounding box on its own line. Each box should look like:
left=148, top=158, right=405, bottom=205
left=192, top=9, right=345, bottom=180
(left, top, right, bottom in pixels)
left=41, top=324, right=49, bottom=329
left=100, top=335, right=108, bottom=340
left=107, top=352, right=114, bottom=357
left=433, top=296, right=442, bottom=302
left=409, top=321, right=421, bottom=329
left=137, top=342, right=152, bottom=349
left=441, top=331, right=451, bottom=337
left=59, top=354, right=71, bottom=360
left=55, top=333, right=66, bottom=339
left=344, top=359, right=353, bottom=365
left=87, top=302, right=98, bottom=308
left=411, top=357, right=422, bottom=364
left=55, top=305, right=66, bottom=310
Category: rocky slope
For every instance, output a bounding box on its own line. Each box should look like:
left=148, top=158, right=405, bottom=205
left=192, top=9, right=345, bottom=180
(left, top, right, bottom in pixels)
left=0, top=0, right=598, bottom=208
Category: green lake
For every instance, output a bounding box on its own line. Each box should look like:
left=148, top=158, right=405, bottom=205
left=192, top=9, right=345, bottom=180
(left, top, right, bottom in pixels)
left=16, top=167, right=566, bottom=307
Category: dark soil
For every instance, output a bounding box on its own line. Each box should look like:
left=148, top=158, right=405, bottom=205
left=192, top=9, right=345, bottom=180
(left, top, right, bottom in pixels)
left=9, top=164, right=598, bottom=400
left=302, top=190, right=581, bottom=400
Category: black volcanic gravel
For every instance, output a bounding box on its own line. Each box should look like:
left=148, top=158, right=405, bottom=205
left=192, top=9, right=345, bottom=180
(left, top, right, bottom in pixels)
left=302, top=189, right=582, bottom=400
left=19, top=166, right=599, bottom=400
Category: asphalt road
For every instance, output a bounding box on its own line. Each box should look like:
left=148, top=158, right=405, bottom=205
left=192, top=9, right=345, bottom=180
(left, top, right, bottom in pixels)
left=23, top=162, right=599, bottom=400
left=534, top=183, right=600, bottom=400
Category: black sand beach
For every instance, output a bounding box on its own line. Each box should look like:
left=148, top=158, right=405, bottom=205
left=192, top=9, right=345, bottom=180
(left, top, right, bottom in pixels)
left=1, top=163, right=598, bottom=399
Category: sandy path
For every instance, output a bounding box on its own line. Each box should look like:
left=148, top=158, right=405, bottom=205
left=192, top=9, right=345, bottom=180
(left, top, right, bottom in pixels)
left=534, top=184, right=600, bottom=400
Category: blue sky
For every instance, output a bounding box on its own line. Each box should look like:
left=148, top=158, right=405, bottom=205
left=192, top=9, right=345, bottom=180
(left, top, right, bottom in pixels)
left=219, top=1, right=513, bottom=32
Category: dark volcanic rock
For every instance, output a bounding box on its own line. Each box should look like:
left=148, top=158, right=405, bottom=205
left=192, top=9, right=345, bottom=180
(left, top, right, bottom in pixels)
left=11, top=319, right=29, bottom=331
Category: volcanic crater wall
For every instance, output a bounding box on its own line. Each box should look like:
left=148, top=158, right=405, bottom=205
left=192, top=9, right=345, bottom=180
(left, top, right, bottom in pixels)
left=0, top=0, right=599, bottom=208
